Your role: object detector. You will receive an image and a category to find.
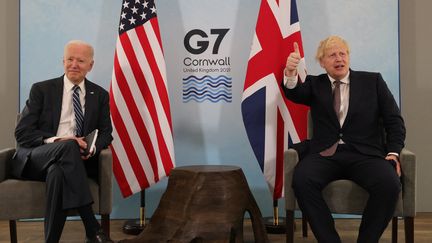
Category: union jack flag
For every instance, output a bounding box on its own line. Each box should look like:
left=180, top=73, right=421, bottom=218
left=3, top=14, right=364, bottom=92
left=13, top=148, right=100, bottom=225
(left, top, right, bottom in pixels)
left=241, top=0, right=308, bottom=199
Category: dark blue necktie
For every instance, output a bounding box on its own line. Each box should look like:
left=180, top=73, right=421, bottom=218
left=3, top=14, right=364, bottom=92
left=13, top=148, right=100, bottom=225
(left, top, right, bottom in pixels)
left=72, top=85, right=84, bottom=137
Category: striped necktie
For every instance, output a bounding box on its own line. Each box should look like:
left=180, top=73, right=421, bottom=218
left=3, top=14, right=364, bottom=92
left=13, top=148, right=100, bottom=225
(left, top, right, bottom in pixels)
left=320, top=80, right=341, bottom=156
left=72, top=85, right=84, bottom=137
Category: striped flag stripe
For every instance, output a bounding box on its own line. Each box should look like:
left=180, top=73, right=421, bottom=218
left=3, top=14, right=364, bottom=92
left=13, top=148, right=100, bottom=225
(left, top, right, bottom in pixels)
left=120, top=31, right=162, bottom=181
left=110, top=0, right=175, bottom=197
left=132, top=24, right=174, bottom=174
left=110, top=127, right=143, bottom=195
left=124, top=26, right=173, bottom=177
left=110, top=89, right=151, bottom=190
left=112, top=47, right=158, bottom=183
left=142, top=21, right=172, bottom=128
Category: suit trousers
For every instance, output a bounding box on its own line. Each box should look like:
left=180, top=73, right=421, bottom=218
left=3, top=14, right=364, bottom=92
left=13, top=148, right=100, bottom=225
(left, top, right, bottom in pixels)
left=292, top=144, right=401, bottom=243
left=22, top=140, right=93, bottom=243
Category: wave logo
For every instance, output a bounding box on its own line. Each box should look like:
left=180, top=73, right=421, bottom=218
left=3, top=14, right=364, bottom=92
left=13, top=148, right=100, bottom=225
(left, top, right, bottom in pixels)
left=182, top=75, right=232, bottom=103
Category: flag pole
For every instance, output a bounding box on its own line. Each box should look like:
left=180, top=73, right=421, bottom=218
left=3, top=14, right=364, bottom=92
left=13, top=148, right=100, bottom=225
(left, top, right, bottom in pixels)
left=139, top=191, right=146, bottom=228
left=264, top=199, right=287, bottom=234
left=122, top=190, right=147, bottom=235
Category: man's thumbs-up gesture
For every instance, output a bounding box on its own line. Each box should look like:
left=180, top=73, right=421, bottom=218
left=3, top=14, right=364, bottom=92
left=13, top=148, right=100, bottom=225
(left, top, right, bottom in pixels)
left=284, top=42, right=301, bottom=77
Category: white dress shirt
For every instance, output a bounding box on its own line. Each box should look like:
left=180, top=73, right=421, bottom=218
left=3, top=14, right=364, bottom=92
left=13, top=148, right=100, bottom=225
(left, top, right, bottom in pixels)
left=284, top=72, right=350, bottom=127
left=44, top=77, right=86, bottom=143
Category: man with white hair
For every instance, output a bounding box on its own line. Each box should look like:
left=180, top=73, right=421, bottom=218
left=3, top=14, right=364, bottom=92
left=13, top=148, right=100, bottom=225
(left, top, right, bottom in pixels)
left=13, top=40, right=113, bottom=243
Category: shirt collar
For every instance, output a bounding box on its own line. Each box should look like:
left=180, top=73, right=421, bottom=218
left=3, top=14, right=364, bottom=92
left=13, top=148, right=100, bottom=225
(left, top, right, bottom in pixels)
left=327, top=71, right=350, bottom=85
left=63, top=76, right=85, bottom=92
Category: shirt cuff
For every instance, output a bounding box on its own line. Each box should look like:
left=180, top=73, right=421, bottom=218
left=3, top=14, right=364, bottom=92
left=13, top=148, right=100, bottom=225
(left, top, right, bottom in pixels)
left=44, top=136, right=59, bottom=144
left=283, top=72, right=298, bottom=89
left=387, top=152, right=399, bottom=158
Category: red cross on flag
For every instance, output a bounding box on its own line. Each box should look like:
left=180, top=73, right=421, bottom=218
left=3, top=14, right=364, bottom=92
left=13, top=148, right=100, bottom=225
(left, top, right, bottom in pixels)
left=241, top=0, right=309, bottom=199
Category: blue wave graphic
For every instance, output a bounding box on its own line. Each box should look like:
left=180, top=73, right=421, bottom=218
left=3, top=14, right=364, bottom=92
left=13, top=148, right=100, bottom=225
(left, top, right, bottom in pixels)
left=183, top=92, right=231, bottom=99
left=183, top=86, right=231, bottom=93
left=182, top=75, right=232, bottom=103
left=183, top=78, right=232, bottom=87
left=183, top=96, right=232, bottom=103
left=183, top=80, right=232, bottom=89
left=183, top=75, right=231, bottom=81
left=183, top=97, right=232, bottom=103
left=183, top=90, right=231, bottom=98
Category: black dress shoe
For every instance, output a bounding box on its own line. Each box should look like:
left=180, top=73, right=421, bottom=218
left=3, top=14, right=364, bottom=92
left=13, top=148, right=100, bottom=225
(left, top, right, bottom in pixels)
left=85, top=229, right=114, bottom=243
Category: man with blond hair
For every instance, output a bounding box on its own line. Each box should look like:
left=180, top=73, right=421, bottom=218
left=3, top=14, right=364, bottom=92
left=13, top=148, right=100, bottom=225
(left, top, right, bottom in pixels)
left=13, top=40, right=113, bottom=243
left=282, top=35, right=405, bottom=243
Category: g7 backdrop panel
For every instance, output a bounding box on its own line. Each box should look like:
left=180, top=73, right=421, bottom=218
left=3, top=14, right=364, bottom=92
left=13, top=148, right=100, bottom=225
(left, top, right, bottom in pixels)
left=20, top=0, right=399, bottom=218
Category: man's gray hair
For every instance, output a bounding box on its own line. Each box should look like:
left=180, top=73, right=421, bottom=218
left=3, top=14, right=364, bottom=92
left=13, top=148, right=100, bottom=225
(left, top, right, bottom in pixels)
left=64, top=40, right=94, bottom=59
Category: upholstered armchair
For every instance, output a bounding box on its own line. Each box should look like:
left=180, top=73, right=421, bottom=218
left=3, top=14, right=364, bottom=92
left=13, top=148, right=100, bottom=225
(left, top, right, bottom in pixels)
left=0, top=147, right=113, bottom=243
left=284, top=114, right=416, bottom=243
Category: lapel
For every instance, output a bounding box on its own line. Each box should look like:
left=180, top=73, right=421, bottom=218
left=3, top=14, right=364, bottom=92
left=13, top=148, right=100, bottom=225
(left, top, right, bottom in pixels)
left=83, top=79, right=96, bottom=134
left=343, top=70, right=360, bottom=127
left=52, top=76, right=64, bottom=133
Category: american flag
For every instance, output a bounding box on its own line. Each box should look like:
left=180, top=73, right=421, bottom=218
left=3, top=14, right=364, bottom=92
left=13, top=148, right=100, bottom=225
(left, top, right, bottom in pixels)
left=110, top=0, right=175, bottom=197
left=241, top=0, right=308, bottom=199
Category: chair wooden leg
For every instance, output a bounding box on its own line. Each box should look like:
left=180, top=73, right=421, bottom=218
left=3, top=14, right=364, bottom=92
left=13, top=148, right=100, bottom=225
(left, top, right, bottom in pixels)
left=101, top=214, right=110, bottom=237
left=392, top=217, right=398, bottom=243
left=286, top=210, right=294, bottom=243
left=404, top=217, right=414, bottom=243
left=9, top=220, right=17, bottom=243
left=302, top=214, right=308, bottom=237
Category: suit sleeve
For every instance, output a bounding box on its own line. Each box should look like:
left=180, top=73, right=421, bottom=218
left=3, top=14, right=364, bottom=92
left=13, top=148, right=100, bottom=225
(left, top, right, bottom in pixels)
left=15, top=83, right=54, bottom=148
left=281, top=76, right=313, bottom=106
left=376, top=74, right=406, bottom=154
left=94, top=89, right=113, bottom=153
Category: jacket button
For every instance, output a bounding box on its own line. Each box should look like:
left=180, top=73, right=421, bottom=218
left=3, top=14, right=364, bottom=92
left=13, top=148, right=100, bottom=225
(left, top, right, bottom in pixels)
left=339, top=133, right=343, bottom=138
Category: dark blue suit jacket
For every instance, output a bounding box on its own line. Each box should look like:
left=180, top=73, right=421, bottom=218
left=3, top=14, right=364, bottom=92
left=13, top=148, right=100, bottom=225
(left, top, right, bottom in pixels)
left=12, top=76, right=113, bottom=178
left=282, top=70, right=405, bottom=158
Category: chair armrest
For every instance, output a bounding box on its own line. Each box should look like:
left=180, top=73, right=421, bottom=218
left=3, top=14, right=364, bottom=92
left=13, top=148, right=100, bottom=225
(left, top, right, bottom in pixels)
left=400, top=148, right=416, bottom=216
left=0, top=148, right=15, bottom=182
left=284, top=149, right=299, bottom=210
left=98, top=148, right=113, bottom=214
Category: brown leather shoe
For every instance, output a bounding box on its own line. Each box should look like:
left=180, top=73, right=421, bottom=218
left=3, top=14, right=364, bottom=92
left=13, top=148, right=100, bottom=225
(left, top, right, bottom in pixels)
left=85, top=229, right=114, bottom=243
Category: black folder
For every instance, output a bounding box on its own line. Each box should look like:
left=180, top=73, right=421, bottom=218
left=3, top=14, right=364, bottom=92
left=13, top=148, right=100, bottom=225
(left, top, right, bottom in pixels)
left=84, top=129, right=98, bottom=155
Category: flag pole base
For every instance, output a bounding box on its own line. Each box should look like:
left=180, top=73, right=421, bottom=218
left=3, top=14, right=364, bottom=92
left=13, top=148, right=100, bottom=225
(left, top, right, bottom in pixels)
left=122, top=219, right=146, bottom=235
left=263, top=216, right=287, bottom=234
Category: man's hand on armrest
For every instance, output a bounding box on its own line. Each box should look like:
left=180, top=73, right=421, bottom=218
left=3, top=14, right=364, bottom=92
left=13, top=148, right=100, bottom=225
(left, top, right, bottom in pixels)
left=385, top=153, right=401, bottom=177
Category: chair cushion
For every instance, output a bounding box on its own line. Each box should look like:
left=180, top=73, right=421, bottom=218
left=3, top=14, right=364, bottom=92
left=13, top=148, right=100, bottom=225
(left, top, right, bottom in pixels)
left=0, top=178, right=100, bottom=220
left=323, top=180, right=403, bottom=216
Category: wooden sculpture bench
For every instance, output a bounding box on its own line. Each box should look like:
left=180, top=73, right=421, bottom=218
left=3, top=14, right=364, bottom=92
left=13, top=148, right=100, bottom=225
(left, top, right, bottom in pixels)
left=121, top=165, right=269, bottom=243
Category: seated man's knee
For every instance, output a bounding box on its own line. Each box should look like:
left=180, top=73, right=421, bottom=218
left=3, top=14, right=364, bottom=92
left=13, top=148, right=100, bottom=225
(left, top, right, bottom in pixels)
left=374, top=175, right=401, bottom=200
left=292, top=167, right=312, bottom=192
left=386, top=177, right=402, bottom=197
left=47, top=164, right=63, bottom=179
left=56, top=139, right=81, bottom=153
left=61, top=139, right=80, bottom=148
